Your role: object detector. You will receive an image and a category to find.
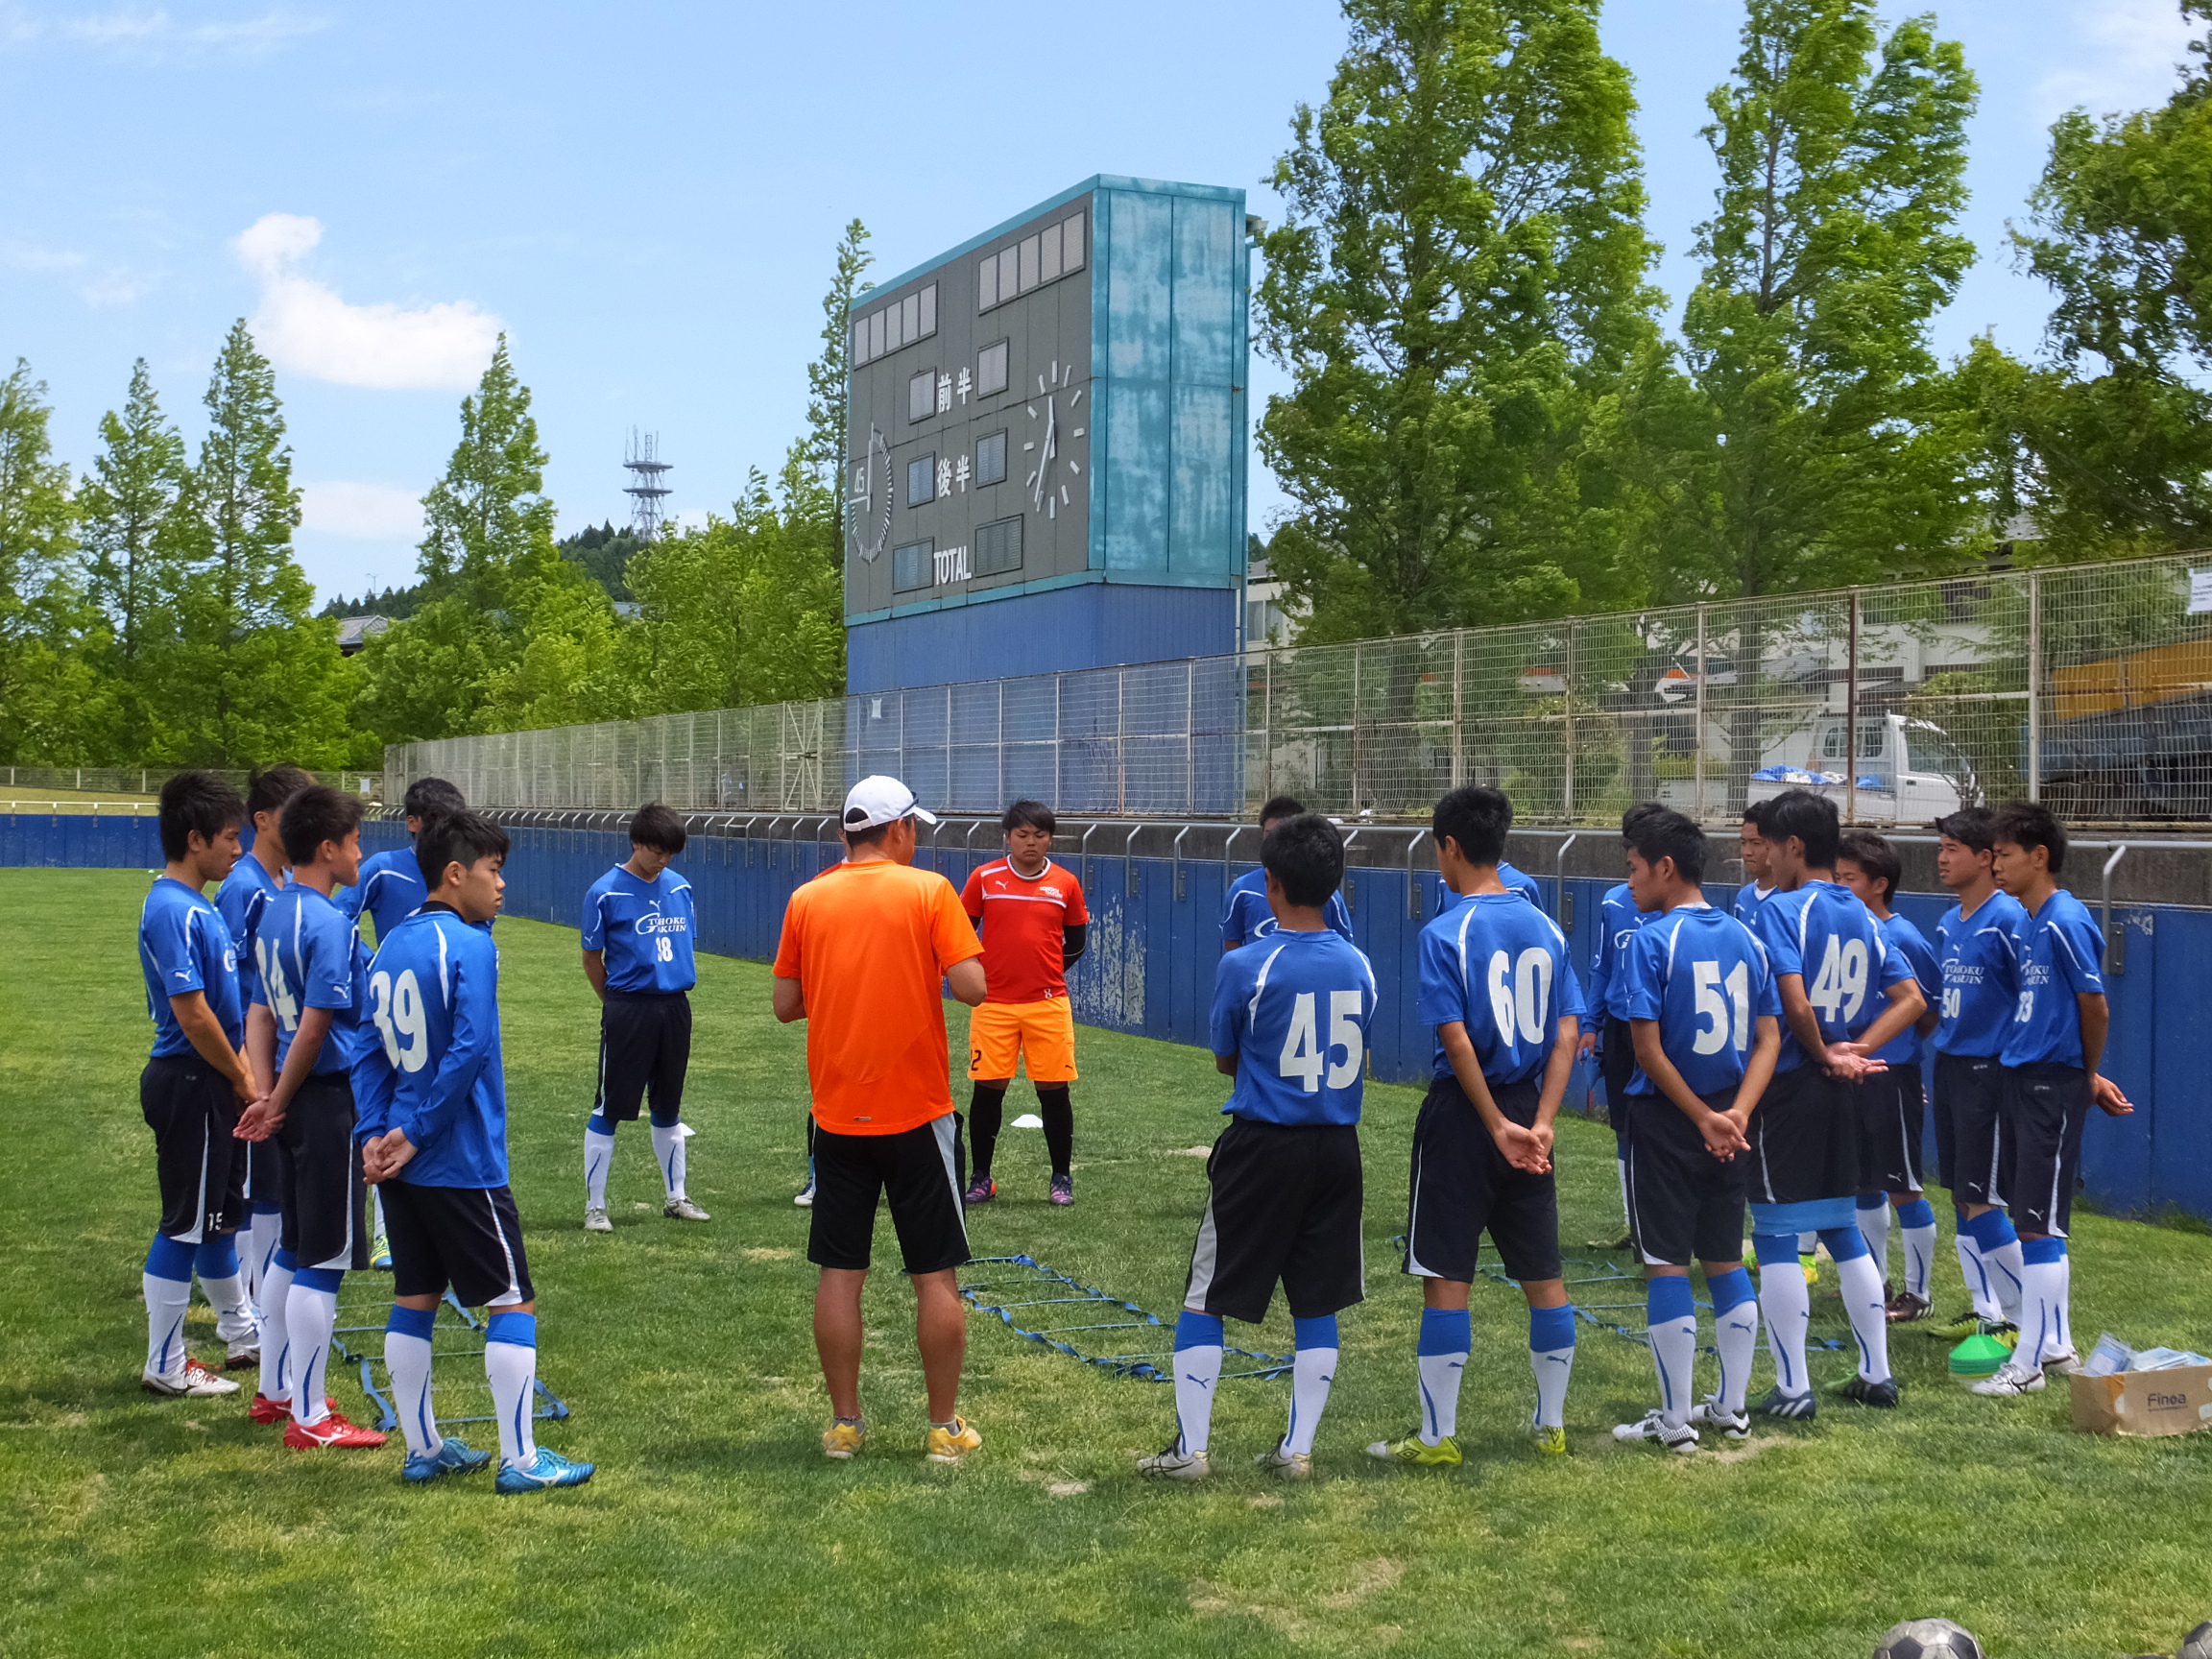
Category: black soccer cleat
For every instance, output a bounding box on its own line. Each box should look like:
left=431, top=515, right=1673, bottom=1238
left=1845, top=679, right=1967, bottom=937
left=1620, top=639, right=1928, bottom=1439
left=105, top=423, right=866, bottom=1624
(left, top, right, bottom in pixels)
left=1839, top=1374, right=1902, bottom=1408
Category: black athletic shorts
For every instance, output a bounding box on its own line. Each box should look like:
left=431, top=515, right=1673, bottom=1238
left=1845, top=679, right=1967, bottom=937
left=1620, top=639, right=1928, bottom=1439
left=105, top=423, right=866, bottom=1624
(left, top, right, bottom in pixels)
left=1936, top=1051, right=2005, bottom=1204
left=591, top=990, right=692, bottom=1126
left=1182, top=1117, right=1364, bottom=1324
left=807, top=1115, right=969, bottom=1275
left=1743, top=1064, right=1861, bottom=1207
left=1997, top=1063, right=2092, bottom=1237
left=1856, top=1066, right=1926, bottom=1197
left=1599, top=1019, right=1638, bottom=1148
left=1625, top=1088, right=1748, bottom=1268
left=140, top=1053, right=246, bottom=1242
left=380, top=1179, right=535, bottom=1308
left=244, top=1137, right=283, bottom=1213
left=276, top=1072, right=369, bottom=1271
left=1405, top=1075, right=1563, bottom=1285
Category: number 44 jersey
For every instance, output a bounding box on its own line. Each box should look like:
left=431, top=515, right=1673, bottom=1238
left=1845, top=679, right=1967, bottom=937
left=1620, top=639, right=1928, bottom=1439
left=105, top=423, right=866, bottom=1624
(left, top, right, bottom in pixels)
left=1756, top=879, right=1913, bottom=1071
left=1620, top=904, right=1782, bottom=1097
left=1415, top=891, right=1588, bottom=1087
left=1211, top=928, right=1380, bottom=1126
left=252, top=883, right=374, bottom=1076
left=354, top=905, right=509, bottom=1189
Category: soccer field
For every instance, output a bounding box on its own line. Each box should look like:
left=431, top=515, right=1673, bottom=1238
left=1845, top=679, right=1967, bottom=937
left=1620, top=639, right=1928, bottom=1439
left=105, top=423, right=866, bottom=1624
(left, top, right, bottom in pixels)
left=6, top=869, right=2211, bottom=1658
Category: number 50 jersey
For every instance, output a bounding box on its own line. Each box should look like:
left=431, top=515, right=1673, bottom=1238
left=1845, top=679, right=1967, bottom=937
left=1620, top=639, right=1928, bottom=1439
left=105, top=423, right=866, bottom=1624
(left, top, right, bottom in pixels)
left=1210, top=929, right=1380, bottom=1126
left=1620, top=904, right=1782, bottom=1096
left=1756, top=878, right=1913, bottom=1071
left=1415, top=891, right=1587, bottom=1087
left=353, top=905, right=509, bottom=1189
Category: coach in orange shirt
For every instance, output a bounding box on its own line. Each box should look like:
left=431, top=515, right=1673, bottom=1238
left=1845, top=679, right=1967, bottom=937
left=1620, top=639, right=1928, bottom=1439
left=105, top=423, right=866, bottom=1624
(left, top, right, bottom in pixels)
left=772, top=775, right=988, bottom=1466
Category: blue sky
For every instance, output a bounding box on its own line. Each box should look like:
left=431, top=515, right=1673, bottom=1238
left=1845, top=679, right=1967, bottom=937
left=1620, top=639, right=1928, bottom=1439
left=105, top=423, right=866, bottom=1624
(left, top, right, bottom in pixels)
left=1, top=0, right=2198, bottom=606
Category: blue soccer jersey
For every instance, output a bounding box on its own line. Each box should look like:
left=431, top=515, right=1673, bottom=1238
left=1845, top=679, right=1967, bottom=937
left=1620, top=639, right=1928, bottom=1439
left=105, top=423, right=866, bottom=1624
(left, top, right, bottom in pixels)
left=253, top=883, right=373, bottom=1076
left=138, top=877, right=245, bottom=1058
left=1586, top=881, right=1654, bottom=1031
left=1220, top=866, right=1354, bottom=949
left=1210, top=929, right=1378, bottom=1126
left=1935, top=890, right=2026, bottom=1058
left=1621, top=904, right=1782, bottom=1097
left=1870, top=910, right=1939, bottom=1065
left=583, top=864, right=698, bottom=993
left=1999, top=890, right=2106, bottom=1070
left=215, top=854, right=283, bottom=1008
left=1755, top=880, right=1913, bottom=1071
left=341, top=846, right=427, bottom=946
left=1416, top=893, right=1586, bottom=1086
left=1429, top=860, right=1542, bottom=919
left=363, top=905, right=508, bottom=1188
left=1733, top=881, right=1773, bottom=926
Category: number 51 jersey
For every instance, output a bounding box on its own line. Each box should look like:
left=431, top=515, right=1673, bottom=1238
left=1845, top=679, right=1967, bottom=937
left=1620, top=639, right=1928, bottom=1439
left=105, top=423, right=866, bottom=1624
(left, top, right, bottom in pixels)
left=1210, top=929, right=1379, bottom=1126
left=355, top=906, right=509, bottom=1189
left=1415, top=891, right=1587, bottom=1086
left=1621, top=904, right=1782, bottom=1096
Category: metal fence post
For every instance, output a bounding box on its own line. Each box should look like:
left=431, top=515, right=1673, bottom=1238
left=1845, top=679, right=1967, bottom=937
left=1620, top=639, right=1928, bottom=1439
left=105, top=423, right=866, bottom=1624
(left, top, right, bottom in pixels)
left=2027, top=570, right=2043, bottom=803
left=1563, top=619, right=1578, bottom=823
left=1262, top=649, right=1275, bottom=805
left=1185, top=660, right=1196, bottom=815
left=1451, top=631, right=1464, bottom=789
left=1351, top=641, right=1363, bottom=810
left=1845, top=590, right=1860, bottom=826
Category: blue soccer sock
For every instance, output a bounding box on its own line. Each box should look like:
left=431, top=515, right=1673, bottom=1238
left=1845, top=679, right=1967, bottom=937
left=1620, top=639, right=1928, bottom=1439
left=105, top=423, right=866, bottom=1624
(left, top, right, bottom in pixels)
left=1896, top=1198, right=1937, bottom=1302
left=1754, top=1234, right=1811, bottom=1397
left=1416, top=1307, right=1471, bottom=1445
left=1284, top=1315, right=1337, bottom=1456
left=1171, top=1310, right=1224, bottom=1456
left=1529, top=1303, right=1576, bottom=1430
left=1855, top=1192, right=1891, bottom=1279
left=2020, top=1238, right=2067, bottom=1365
left=142, top=1233, right=197, bottom=1382
left=1965, top=1210, right=2025, bottom=1326
left=584, top=1118, right=616, bottom=1211
left=485, top=1310, right=540, bottom=1470
left=385, top=1305, right=440, bottom=1459
left=1709, top=1267, right=1759, bottom=1415
left=1645, top=1278, right=1697, bottom=1428
left=286, top=1267, right=344, bottom=1426
left=258, top=1247, right=297, bottom=1404
left=1820, top=1226, right=1891, bottom=1383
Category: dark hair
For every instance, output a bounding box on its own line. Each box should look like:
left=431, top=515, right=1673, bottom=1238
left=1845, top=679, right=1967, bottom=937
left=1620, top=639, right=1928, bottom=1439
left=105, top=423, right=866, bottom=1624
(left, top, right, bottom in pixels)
left=1261, top=812, right=1345, bottom=908
left=1838, top=830, right=1901, bottom=903
left=1741, top=800, right=1771, bottom=832
left=1934, top=805, right=1997, bottom=854
left=416, top=809, right=511, bottom=890
left=1764, top=787, right=1840, bottom=868
left=402, top=777, right=467, bottom=821
left=157, top=771, right=246, bottom=861
left=1624, top=807, right=1706, bottom=886
left=1622, top=801, right=1667, bottom=835
left=630, top=803, right=687, bottom=854
left=279, top=784, right=366, bottom=866
left=1002, top=799, right=1056, bottom=836
left=1993, top=801, right=2068, bottom=875
left=1433, top=784, right=1512, bottom=868
left=1258, top=794, right=1307, bottom=828
left=246, top=764, right=315, bottom=819
left=843, top=820, right=893, bottom=849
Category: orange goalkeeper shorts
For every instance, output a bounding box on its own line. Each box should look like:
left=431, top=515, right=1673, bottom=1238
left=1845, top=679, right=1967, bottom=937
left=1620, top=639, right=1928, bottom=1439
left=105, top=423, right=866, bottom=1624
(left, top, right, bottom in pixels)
left=967, top=997, right=1079, bottom=1083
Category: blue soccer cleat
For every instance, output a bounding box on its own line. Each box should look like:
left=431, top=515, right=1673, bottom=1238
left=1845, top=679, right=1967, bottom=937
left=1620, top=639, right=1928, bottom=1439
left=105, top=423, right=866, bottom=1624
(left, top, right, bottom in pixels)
left=402, top=1436, right=494, bottom=1483
left=494, top=1447, right=596, bottom=1494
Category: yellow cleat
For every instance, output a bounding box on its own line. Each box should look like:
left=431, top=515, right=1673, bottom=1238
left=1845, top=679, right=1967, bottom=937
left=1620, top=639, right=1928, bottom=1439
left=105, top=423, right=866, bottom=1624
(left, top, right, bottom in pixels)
left=1366, top=1431, right=1462, bottom=1467
left=924, top=1415, right=982, bottom=1465
left=1530, top=1424, right=1568, bottom=1456
left=821, top=1418, right=866, bottom=1460
left=1800, top=1252, right=1820, bottom=1287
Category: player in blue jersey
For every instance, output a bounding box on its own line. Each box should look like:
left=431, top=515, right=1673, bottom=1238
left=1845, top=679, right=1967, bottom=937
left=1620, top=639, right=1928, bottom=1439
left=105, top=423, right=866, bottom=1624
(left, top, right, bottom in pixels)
left=582, top=804, right=708, bottom=1232
left=1581, top=804, right=1667, bottom=1250
left=1139, top=814, right=1377, bottom=1481
left=1372, top=785, right=1585, bottom=1468
left=358, top=811, right=594, bottom=1490
left=1972, top=804, right=2133, bottom=1398
left=1608, top=810, right=1779, bottom=1452
left=1924, top=807, right=2030, bottom=1345
left=216, top=763, right=313, bottom=1342
left=341, top=776, right=465, bottom=947
left=1734, top=802, right=1776, bottom=924
left=1428, top=855, right=1543, bottom=917
left=233, top=785, right=389, bottom=1451
left=135, top=772, right=259, bottom=1399
left=1835, top=831, right=1943, bottom=1322
left=1221, top=796, right=1353, bottom=948
left=1748, top=789, right=1923, bottom=1418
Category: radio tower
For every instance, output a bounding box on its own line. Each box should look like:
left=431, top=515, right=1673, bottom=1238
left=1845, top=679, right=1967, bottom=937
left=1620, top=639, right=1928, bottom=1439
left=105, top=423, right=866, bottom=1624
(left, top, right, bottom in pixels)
left=623, top=429, right=672, bottom=541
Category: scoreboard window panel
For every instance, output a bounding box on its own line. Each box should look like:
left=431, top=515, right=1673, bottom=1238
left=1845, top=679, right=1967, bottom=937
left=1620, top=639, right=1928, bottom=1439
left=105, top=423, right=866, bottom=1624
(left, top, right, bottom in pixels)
left=1040, top=221, right=1062, bottom=282
left=975, top=430, right=1008, bottom=487
left=919, top=285, right=936, bottom=337
left=909, top=371, right=935, bottom=422
left=893, top=539, right=933, bottom=592
left=907, top=454, right=936, bottom=507
left=1062, top=213, right=1084, bottom=271
left=977, top=340, right=1009, bottom=397
left=867, top=309, right=884, bottom=360
left=978, top=255, right=998, bottom=311
left=974, top=516, right=1022, bottom=577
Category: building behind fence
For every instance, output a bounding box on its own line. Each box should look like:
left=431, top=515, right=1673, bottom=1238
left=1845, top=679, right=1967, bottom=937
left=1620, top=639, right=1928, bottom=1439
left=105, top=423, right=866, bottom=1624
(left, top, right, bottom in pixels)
left=385, top=552, right=2212, bottom=827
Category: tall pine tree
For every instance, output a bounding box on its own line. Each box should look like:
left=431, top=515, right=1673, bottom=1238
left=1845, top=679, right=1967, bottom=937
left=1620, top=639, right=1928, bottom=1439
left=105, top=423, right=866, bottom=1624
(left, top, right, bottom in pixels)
left=79, top=359, right=189, bottom=757
left=0, top=360, right=100, bottom=763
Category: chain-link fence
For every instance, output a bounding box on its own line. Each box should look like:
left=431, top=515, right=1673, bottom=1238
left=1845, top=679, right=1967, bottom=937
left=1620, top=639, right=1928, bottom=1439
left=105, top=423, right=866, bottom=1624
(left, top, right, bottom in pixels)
left=0, top=765, right=383, bottom=802
left=385, top=553, right=2212, bottom=827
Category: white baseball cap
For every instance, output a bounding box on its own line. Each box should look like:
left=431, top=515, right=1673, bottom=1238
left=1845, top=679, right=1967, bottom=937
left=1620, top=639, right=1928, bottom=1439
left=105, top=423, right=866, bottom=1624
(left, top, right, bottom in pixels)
left=841, top=775, right=939, bottom=831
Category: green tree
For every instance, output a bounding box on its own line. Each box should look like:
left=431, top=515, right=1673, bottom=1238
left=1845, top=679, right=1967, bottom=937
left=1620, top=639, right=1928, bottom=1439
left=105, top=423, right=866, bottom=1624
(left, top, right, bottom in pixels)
left=78, top=359, right=190, bottom=757
left=0, top=360, right=101, bottom=762
left=800, top=218, right=873, bottom=501
left=1255, top=0, right=1663, bottom=642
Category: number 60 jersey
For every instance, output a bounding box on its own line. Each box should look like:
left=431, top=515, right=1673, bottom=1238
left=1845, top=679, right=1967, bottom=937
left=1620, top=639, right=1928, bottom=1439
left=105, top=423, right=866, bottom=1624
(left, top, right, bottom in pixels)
left=1415, top=891, right=1587, bottom=1085
left=1210, top=928, right=1380, bottom=1125
left=352, top=905, right=509, bottom=1188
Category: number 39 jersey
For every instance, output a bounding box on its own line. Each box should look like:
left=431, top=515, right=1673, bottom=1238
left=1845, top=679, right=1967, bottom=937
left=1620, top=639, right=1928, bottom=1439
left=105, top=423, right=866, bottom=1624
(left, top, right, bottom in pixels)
left=355, top=904, right=508, bottom=1189
left=1210, top=929, right=1379, bottom=1126
left=1620, top=904, right=1781, bottom=1096
left=252, top=883, right=373, bottom=1076
left=1416, top=892, right=1587, bottom=1088
left=1756, top=879, right=1912, bottom=1071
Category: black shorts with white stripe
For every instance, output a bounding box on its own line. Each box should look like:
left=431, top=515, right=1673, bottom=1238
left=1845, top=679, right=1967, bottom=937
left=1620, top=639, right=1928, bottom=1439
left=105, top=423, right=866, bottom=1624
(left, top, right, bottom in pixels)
left=380, top=1178, right=535, bottom=1308
left=276, top=1072, right=369, bottom=1271
left=140, top=1053, right=246, bottom=1242
left=1182, top=1116, right=1364, bottom=1325
left=1404, top=1075, right=1562, bottom=1285
left=1854, top=1066, right=1927, bottom=1196
left=592, top=989, right=692, bottom=1126
left=1624, top=1087, right=1748, bottom=1268
left=1997, top=1062, right=2092, bottom=1237
left=806, top=1115, right=970, bottom=1276
left=1743, top=1064, right=1861, bottom=1206
left=1936, top=1050, right=2005, bottom=1203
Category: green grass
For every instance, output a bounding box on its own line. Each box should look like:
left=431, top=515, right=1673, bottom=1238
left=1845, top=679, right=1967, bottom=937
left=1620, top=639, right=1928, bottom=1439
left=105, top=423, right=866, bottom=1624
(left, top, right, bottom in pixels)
left=5, top=868, right=2212, bottom=1659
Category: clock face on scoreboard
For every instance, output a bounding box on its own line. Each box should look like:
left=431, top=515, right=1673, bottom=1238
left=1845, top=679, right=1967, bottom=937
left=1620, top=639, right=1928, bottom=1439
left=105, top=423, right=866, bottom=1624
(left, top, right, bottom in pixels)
left=846, top=424, right=893, bottom=564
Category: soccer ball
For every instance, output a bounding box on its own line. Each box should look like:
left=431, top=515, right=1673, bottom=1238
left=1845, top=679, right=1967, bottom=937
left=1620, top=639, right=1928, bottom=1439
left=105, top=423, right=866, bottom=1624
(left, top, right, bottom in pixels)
left=1874, top=1620, right=1985, bottom=1659
left=2178, top=1621, right=2212, bottom=1659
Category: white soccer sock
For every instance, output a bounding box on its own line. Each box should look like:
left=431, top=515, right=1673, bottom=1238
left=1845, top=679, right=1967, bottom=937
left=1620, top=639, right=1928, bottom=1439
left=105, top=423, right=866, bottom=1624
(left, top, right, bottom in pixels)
left=371, top=1185, right=387, bottom=1240
left=1856, top=1203, right=1891, bottom=1279
left=2056, top=1250, right=2075, bottom=1357
left=286, top=1279, right=339, bottom=1425
left=1714, top=1286, right=1761, bottom=1415
left=385, top=1324, right=440, bottom=1459
left=203, top=1264, right=256, bottom=1344
left=2022, top=1255, right=2066, bottom=1364
left=258, top=1260, right=296, bottom=1402
left=1798, top=1231, right=1817, bottom=1259
left=485, top=1321, right=540, bottom=1470
left=247, top=1210, right=282, bottom=1314
left=1758, top=1261, right=1812, bottom=1397
left=1616, top=1157, right=1630, bottom=1229
left=1833, top=1252, right=1892, bottom=1383
left=1652, top=1322, right=1697, bottom=1430
left=143, top=1269, right=192, bottom=1381
left=1285, top=1342, right=1336, bottom=1457
left=585, top=1122, right=615, bottom=1210
left=1956, top=1231, right=1999, bottom=1320
left=1174, top=1344, right=1223, bottom=1455
left=1984, top=1237, right=2026, bottom=1326
left=651, top=1121, right=687, bottom=1201
left=1901, top=1214, right=1937, bottom=1303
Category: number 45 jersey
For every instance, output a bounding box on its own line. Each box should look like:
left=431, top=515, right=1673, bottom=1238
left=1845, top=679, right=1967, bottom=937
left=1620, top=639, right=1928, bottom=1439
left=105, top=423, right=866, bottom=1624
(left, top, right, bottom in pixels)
left=1756, top=879, right=1913, bottom=1071
left=1620, top=904, right=1782, bottom=1097
left=1211, top=929, right=1380, bottom=1126
left=354, top=906, right=509, bottom=1189
left=1415, top=892, right=1587, bottom=1086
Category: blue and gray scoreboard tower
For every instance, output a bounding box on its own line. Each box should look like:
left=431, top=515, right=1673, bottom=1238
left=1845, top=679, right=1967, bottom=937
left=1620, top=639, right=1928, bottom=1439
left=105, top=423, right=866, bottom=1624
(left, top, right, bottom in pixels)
left=843, top=176, right=1248, bottom=694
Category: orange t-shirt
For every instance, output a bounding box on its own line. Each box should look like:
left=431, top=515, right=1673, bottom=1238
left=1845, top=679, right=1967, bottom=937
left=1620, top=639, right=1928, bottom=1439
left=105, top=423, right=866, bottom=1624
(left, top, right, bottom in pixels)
left=773, top=857, right=985, bottom=1136
left=959, top=856, right=1090, bottom=1004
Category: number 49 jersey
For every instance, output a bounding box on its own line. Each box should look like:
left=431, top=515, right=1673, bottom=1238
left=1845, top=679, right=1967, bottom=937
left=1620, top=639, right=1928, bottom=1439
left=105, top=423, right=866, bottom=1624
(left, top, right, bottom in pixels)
left=1210, top=929, right=1379, bottom=1126
left=1621, top=904, right=1781, bottom=1096
left=1416, top=892, right=1587, bottom=1087
left=1756, top=879, right=1913, bottom=1071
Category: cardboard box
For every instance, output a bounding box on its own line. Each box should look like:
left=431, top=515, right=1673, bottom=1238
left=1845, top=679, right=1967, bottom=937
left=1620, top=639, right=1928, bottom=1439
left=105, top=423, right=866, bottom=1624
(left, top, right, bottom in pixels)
left=2069, top=1364, right=2212, bottom=1436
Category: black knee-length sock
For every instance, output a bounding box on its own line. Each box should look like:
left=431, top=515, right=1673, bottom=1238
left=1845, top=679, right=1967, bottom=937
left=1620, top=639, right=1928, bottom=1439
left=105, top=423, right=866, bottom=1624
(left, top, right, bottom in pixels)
left=969, top=1083, right=1008, bottom=1179
left=1038, top=1085, right=1074, bottom=1177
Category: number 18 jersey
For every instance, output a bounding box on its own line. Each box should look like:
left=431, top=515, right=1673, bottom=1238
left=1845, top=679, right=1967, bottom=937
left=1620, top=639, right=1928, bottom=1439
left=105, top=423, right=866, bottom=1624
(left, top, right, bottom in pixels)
left=1415, top=891, right=1586, bottom=1086
left=1210, top=928, right=1378, bottom=1126
left=1755, top=879, right=1912, bottom=1071
left=1621, top=904, right=1781, bottom=1096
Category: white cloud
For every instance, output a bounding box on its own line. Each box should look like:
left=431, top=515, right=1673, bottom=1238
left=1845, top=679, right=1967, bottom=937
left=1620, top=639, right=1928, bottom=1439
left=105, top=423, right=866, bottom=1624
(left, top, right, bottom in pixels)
left=2039, top=0, right=2200, bottom=118
left=299, top=480, right=422, bottom=541
left=235, top=213, right=502, bottom=390
left=61, top=8, right=326, bottom=55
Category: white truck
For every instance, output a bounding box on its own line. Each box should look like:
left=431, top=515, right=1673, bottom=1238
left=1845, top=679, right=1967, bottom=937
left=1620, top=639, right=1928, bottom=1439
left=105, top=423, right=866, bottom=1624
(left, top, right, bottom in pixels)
left=1659, top=710, right=1975, bottom=825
